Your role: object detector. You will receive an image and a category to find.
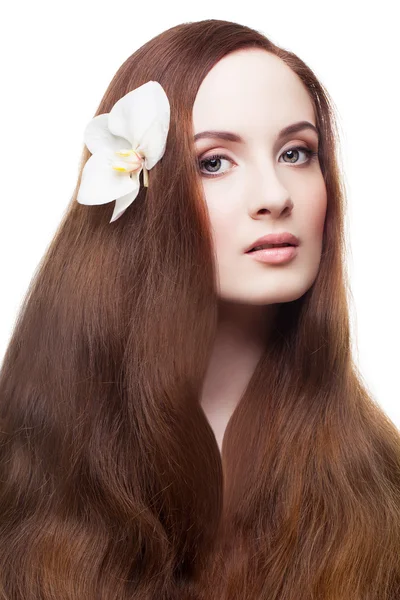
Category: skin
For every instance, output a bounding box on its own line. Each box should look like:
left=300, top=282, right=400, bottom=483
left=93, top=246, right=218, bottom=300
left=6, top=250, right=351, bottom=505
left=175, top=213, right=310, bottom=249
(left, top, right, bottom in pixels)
left=192, top=49, right=327, bottom=451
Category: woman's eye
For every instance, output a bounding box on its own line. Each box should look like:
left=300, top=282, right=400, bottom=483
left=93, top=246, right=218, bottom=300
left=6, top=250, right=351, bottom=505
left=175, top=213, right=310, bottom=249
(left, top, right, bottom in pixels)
left=280, top=146, right=318, bottom=166
left=197, top=153, right=233, bottom=177
left=197, top=146, right=318, bottom=178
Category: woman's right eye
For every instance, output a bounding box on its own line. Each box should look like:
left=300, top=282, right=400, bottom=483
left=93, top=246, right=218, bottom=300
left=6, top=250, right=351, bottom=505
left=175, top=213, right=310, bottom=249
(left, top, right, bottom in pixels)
left=198, top=153, right=234, bottom=178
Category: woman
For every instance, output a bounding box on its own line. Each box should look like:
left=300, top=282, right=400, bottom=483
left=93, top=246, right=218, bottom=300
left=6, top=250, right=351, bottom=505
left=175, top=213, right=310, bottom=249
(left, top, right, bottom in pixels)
left=0, top=18, right=399, bottom=600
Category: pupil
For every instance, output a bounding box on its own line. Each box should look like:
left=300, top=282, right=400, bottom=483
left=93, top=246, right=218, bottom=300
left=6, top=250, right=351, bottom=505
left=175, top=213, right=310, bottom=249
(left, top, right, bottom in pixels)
left=285, top=150, right=298, bottom=163
left=207, top=158, right=220, bottom=172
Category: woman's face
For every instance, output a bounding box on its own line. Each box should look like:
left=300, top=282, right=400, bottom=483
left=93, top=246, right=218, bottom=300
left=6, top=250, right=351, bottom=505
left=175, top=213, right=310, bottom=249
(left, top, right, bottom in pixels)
left=192, top=49, right=327, bottom=306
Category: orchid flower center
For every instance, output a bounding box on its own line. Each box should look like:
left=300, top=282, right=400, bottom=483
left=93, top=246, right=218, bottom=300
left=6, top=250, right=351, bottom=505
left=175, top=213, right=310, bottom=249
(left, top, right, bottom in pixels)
left=111, top=148, right=149, bottom=187
left=112, top=148, right=144, bottom=173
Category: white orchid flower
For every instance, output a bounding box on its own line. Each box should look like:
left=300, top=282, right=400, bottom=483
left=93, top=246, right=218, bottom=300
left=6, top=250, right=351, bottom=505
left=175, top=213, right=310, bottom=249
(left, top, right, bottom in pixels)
left=77, top=80, right=170, bottom=223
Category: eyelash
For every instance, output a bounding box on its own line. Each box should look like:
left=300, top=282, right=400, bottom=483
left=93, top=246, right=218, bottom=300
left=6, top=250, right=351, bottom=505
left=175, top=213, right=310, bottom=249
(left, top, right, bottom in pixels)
left=197, top=146, right=319, bottom=178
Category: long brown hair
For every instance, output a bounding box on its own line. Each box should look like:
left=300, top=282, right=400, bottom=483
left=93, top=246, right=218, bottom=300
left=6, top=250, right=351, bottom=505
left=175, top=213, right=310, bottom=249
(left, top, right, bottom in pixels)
left=1, top=19, right=399, bottom=600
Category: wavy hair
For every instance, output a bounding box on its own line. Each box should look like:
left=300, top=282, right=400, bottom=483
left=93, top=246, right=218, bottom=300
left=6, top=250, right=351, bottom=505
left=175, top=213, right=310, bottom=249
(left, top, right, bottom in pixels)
left=1, top=18, right=399, bottom=600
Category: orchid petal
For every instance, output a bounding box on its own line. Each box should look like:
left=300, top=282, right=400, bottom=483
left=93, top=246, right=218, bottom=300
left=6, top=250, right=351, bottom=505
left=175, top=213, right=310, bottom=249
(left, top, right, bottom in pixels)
left=77, top=149, right=140, bottom=206
left=110, top=172, right=141, bottom=222
left=83, top=113, right=130, bottom=155
left=108, top=81, right=170, bottom=170
left=138, top=116, right=170, bottom=171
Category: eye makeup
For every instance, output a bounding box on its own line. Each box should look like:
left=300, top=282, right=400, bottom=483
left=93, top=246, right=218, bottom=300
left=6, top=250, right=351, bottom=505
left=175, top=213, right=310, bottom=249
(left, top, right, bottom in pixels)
left=198, top=145, right=318, bottom=178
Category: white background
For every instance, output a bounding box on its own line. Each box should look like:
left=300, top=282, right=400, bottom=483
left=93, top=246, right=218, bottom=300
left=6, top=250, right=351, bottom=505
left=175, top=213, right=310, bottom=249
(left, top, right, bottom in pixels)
left=1, top=1, right=399, bottom=428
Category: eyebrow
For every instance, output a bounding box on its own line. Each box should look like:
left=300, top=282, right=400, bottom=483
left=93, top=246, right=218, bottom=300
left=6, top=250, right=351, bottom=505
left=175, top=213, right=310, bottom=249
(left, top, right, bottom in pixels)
left=193, top=120, right=319, bottom=144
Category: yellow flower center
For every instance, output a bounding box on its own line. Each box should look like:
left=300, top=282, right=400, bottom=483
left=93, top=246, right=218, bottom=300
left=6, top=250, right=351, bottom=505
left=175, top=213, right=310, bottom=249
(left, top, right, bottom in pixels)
left=112, top=148, right=144, bottom=173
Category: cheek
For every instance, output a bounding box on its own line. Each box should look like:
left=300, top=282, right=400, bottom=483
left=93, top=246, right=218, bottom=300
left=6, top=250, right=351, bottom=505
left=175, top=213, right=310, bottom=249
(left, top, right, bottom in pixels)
left=207, top=206, right=237, bottom=253
left=312, top=199, right=327, bottom=237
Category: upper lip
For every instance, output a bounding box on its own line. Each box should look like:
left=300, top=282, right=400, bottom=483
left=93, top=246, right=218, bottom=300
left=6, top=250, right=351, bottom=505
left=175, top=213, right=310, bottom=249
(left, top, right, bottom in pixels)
left=245, top=232, right=300, bottom=253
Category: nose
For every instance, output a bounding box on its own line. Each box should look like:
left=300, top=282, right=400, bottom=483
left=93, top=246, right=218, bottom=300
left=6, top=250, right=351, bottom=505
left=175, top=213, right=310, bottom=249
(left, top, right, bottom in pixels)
left=247, top=161, right=293, bottom=217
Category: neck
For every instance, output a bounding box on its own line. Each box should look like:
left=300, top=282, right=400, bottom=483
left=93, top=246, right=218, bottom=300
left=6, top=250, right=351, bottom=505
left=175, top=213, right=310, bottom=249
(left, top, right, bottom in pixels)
left=200, top=300, right=279, bottom=450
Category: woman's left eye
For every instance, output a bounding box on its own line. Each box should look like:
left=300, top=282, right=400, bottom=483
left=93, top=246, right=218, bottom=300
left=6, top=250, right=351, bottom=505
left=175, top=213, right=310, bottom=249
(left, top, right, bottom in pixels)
left=197, top=146, right=318, bottom=178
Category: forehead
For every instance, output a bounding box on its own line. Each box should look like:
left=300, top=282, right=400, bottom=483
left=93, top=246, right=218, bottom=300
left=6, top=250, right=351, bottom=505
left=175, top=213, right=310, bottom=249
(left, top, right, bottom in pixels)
left=192, top=49, right=316, bottom=137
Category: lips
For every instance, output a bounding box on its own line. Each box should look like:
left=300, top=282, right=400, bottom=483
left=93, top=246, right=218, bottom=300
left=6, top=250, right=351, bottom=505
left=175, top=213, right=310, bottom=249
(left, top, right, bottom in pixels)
left=247, top=243, right=293, bottom=252
left=244, top=232, right=300, bottom=253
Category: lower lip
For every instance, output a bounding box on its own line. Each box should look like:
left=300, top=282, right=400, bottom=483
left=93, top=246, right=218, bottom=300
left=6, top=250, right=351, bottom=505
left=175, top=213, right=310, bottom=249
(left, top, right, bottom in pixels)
left=245, top=245, right=298, bottom=264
